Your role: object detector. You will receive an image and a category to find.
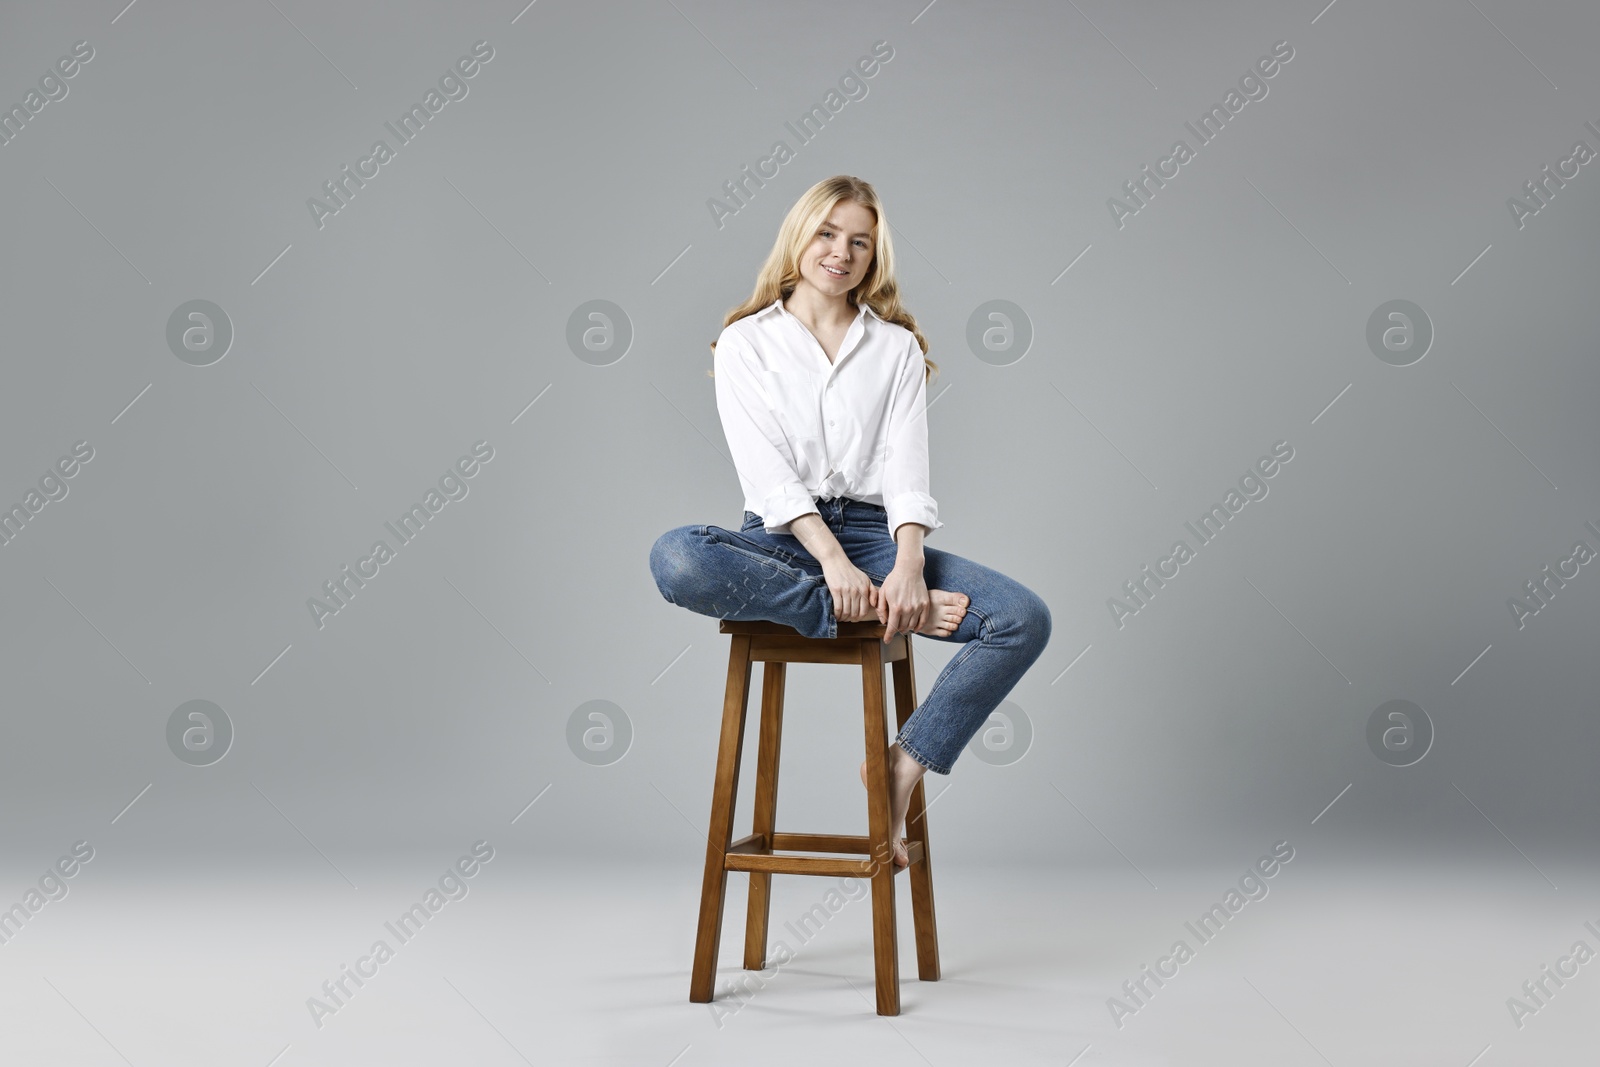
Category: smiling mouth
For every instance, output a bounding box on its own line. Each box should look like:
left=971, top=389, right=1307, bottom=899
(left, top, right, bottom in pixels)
left=823, top=264, right=849, bottom=277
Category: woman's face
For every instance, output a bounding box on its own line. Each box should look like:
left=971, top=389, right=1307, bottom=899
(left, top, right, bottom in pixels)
left=796, top=199, right=876, bottom=301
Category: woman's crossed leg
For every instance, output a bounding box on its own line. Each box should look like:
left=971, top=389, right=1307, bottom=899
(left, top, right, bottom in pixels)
left=649, top=518, right=1049, bottom=865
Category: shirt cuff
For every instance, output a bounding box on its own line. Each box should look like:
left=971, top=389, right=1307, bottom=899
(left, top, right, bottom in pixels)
left=885, top=492, right=943, bottom=539
left=762, top=488, right=821, bottom=535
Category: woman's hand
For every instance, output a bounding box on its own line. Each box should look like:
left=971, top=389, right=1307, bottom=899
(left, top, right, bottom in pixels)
left=877, top=561, right=930, bottom=642
left=821, top=556, right=879, bottom=623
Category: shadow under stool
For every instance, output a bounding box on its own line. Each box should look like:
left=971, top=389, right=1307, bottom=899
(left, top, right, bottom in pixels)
left=688, top=619, right=941, bottom=1017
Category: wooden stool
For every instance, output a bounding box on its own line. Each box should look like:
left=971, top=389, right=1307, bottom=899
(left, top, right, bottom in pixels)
left=688, top=619, right=940, bottom=1017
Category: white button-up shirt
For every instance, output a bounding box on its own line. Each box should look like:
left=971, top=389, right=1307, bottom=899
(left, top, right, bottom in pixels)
left=713, top=297, right=943, bottom=539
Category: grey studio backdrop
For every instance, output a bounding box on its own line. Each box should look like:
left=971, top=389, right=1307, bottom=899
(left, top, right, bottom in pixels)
left=3, top=0, right=1599, bottom=889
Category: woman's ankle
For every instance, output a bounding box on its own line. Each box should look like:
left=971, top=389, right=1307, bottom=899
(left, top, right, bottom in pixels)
left=889, top=742, right=926, bottom=783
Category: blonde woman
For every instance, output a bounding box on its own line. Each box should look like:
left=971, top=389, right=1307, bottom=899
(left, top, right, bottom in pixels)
left=650, top=175, right=1051, bottom=866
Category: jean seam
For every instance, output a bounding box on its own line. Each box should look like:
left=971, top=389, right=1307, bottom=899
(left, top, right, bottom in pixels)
left=714, top=538, right=813, bottom=582
left=911, top=626, right=986, bottom=713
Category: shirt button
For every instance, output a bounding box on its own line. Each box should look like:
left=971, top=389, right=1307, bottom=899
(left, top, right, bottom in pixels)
left=828, top=419, right=835, bottom=426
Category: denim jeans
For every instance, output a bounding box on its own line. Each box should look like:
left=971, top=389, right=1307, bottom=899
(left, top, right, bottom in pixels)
left=648, top=496, right=1052, bottom=774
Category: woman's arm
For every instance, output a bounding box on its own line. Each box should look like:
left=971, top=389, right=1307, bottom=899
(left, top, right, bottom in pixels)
left=893, top=521, right=926, bottom=569
left=876, top=339, right=939, bottom=640
left=880, top=336, right=942, bottom=541
left=713, top=328, right=821, bottom=534
left=789, top=513, right=879, bottom=623
left=787, top=513, right=847, bottom=567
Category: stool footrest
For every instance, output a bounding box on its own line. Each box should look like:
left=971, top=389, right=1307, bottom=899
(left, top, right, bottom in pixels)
left=723, top=832, right=922, bottom=876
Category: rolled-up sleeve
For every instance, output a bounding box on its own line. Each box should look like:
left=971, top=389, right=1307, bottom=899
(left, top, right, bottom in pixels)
left=882, top=336, right=943, bottom=538
left=713, top=326, right=820, bottom=535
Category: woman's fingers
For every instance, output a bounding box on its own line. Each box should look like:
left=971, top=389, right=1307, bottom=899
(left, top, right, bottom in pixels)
left=831, top=574, right=896, bottom=623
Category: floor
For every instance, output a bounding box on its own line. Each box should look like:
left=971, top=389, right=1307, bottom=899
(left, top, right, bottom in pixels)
left=3, top=848, right=1595, bottom=1065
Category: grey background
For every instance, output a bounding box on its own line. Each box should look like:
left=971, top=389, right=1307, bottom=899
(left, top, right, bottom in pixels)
left=3, top=0, right=1598, bottom=890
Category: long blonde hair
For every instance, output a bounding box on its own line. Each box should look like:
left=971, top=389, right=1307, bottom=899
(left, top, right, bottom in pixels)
left=708, top=175, right=938, bottom=384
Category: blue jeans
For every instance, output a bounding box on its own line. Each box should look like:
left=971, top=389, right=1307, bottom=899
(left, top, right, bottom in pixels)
left=648, top=496, right=1052, bottom=774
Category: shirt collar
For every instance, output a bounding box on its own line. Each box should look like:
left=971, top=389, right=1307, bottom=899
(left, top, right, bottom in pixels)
left=762, top=296, right=880, bottom=324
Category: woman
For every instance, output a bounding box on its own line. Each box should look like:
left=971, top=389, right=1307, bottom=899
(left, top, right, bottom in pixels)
left=650, top=175, right=1052, bottom=866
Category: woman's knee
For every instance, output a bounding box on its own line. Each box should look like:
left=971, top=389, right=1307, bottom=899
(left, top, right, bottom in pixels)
left=1027, top=590, right=1053, bottom=649
left=649, top=525, right=706, bottom=603
left=1001, top=584, right=1052, bottom=653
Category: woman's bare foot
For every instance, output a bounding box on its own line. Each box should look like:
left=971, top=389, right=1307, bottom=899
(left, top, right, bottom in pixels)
left=837, top=588, right=970, bottom=637
left=858, top=745, right=929, bottom=868
left=918, top=590, right=970, bottom=637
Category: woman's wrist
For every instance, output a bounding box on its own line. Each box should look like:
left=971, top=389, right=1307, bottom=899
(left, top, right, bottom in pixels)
left=892, top=522, right=927, bottom=571
left=892, top=553, right=925, bottom=574
left=788, top=513, right=849, bottom=567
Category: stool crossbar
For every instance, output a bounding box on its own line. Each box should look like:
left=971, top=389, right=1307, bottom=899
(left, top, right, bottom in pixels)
left=688, top=619, right=940, bottom=1016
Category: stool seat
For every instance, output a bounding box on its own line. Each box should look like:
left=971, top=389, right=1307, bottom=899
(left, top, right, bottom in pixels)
left=719, top=619, right=896, bottom=636
left=689, top=616, right=941, bottom=1017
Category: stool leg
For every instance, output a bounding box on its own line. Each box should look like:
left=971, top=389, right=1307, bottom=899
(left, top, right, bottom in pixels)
left=859, top=638, right=901, bottom=1016
left=690, top=634, right=754, bottom=1003
left=743, top=661, right=786, bottom=970
left=893, top=646, right=941, bottom=982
